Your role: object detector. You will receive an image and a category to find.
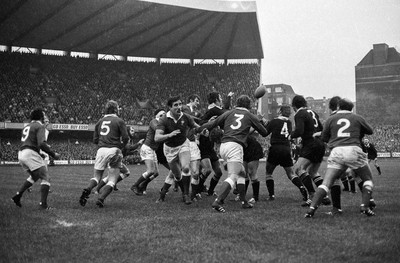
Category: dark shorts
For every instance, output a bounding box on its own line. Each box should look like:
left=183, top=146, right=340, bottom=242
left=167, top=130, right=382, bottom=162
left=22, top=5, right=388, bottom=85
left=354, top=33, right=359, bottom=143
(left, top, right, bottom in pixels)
left=300, top=138, right=325, bottom=163
left=199, top=136, right=219, bottom=162
left=267, top=144, right=293, bottom=167
left=244, top=137, right=264, bottom=163
left=156, top=144, right=169, bottom=168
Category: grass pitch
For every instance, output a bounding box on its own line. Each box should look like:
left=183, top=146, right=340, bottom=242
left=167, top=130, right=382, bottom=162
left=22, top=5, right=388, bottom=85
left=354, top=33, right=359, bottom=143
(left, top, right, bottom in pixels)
left=1, top=159, right=399, bottom=263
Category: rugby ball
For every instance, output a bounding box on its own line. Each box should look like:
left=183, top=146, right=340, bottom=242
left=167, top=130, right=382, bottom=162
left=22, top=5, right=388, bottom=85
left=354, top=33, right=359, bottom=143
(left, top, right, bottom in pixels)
left=254, top=85, right=266, bottom=99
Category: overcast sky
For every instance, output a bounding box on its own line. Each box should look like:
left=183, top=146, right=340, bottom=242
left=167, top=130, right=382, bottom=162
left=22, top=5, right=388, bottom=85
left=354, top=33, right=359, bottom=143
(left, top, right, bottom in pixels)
left=255, top=0, right=400, bottom=101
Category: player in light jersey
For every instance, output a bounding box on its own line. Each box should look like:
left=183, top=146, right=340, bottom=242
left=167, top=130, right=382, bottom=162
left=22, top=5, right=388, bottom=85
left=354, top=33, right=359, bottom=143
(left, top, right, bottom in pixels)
left=11, top=108, right=60, bottom=210
left=79, top=100, right=129, bottom=208
left=196, top=95, right=269, bottom=213
left=305, top=98, right=375, bottom=217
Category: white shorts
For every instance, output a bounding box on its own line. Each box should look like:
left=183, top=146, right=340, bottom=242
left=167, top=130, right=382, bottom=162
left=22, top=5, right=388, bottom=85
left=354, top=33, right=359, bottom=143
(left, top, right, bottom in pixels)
left=94, top=147, right=121, bottom=170
left=189, top=141, right=201, bottom=161
left=327, top=146, right=368, bottom=170
left=140, top=144, right=158, bottom=162
left=163, top=139, right=190, bottom=163
left=219, top=142, right=243, bottom=163
left=18, top=149, right=46, bottom=171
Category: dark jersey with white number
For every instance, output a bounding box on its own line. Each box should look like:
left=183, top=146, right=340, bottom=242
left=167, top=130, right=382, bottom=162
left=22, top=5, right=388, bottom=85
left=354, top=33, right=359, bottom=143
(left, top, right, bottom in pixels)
left=266, top=116, right=292, bottom=146
left=291, top=107, right=323, bottom=144
left=321, top=110, right=373, bottom=149
left=94, top=114, right=129, bottom=149
left=20, top=121, right=46, bottom=153
left=199, top=107, right=268, bottom=148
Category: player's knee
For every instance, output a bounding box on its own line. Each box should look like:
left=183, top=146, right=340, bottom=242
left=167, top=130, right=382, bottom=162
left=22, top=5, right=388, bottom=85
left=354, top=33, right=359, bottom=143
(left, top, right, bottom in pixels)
left=318, top=184, right=330, bottom=194
left=182, top=167, right=190, bottom=175
left=363, top=180, right=373, bottom=191
left=202, top=167, right=212, bottom=177
left=225, top=177, right=236, bottom=189
left=27, top=176, right=35, bottom=184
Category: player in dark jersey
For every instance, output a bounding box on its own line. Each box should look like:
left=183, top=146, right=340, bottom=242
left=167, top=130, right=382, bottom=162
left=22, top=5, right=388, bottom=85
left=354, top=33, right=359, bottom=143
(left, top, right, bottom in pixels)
left=264, top=105, right=308, bottom=202
left=197, top=91, right=233, bottom=197
left=362, top=138, right=381, bottom=175
left=196, top=95, right=269, bottom=213
left=131, top=109, right=166, bottom=195
left=305, top=98, right=375, bottom=218
left=242, top=134, right=265, bottom=203
left=155, top=96, right=200, bottom=205
left=95, top=125, right=143, bottom=194
left=79, top=100, right=129, bottom=208
left=290, top=95, right=328, bottom=206
left=11, top=108, right=60, bottom=210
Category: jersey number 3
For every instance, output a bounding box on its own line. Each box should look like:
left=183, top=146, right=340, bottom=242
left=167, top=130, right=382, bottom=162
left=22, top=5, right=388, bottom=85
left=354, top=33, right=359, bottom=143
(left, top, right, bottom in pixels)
left=230, top=114, right=244, bottom=130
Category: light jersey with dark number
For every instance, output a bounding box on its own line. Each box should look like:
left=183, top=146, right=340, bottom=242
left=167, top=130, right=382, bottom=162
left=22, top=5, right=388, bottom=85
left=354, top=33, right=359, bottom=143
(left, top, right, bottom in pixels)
left=143, top=118, right=159, bottom=151
left=291, top=107, right=323, bottom=143
left=266, top=116, right=292, bottom=146
left=156, top=112, right=197, bottom=148
left=93, top=114, right=129, bottom=148
left=321, top=110, right=373, bottom=149
left=20, top=121, right=47, bottom=153
left=202, top=107, right=268, bottom=148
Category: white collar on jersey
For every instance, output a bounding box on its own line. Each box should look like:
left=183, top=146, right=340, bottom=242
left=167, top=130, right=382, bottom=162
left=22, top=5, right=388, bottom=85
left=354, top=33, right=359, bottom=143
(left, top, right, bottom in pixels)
left=277, top=116, right=289, bottom=120
left=295, top=107, right=308, bottom=114
left=32, top=120, right=43, bottom=125
left=336, top=110, right=352, bottom=114
left=104, top=114, right=118, bottom=117
left=235, top=107, right=249, bottom=112
left=166, top=111, right=183, bottom=122
left=208, top=103, right=222, bottom=110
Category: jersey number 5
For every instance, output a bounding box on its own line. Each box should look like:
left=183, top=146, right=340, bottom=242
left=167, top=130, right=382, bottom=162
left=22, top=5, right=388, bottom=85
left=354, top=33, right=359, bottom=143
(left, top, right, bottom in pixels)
left=100, top=121, right=111, bottom=135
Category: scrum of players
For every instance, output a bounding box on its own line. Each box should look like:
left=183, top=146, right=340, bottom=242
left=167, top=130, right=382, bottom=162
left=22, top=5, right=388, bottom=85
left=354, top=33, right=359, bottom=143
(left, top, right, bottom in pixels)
left=11, top=89, right=377, bottom=218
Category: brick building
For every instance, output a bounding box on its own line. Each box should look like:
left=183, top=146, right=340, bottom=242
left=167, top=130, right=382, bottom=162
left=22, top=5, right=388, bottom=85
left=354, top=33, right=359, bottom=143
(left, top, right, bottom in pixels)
left=355, top=43, right=400, bottom=125
left=258, top=84, right=295, bottom=119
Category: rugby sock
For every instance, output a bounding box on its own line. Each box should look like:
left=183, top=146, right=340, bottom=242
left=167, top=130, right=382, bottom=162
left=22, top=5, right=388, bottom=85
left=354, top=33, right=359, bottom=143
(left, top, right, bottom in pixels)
left=291, top=176, right=303, bottom=189
left=40, top=184, right=50, bottom=207
left=181, top=176, right=191, bottom=196
left=266, top=178, right=274, bottom=197
left=139, top=174, right=158, bottom=191
left=252, top=180, right=260, bottom=201
left=161, top=183, right=172, bottom=194
left=342, top=177, right=350, bottom=191
left=208, top=177, right=219, bottom=194
left=237, top=183, right=246, bottom=202
left=18, top=180, right=33, bottom=195
left=245, top=179, right=250, bottom=194
left=96, top=180, right=106, bottom=192
left=99, top=185, right=113, bottom=200
left=86, top=179, right=98, bottom=192
left=301, top=173, right=315, bottom=195
left=133, top=175, right=147, bottom=188
left=376, top=165, right=381, bottom=175
left=330, top=185, right=341, bottom=209
left=217, top=181, right=231, bottom=203
left=312, top=175, right=323, bottom=187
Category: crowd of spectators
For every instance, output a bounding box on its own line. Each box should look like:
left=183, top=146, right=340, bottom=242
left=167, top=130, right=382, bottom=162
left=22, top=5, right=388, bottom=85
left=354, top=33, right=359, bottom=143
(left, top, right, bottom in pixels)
left=0, top=51, right=260, bottom=125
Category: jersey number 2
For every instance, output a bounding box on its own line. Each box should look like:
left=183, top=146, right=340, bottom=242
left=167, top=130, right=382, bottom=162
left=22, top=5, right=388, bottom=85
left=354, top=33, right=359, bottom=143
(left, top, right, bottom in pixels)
left=337, top=119, right=350, bottom=137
